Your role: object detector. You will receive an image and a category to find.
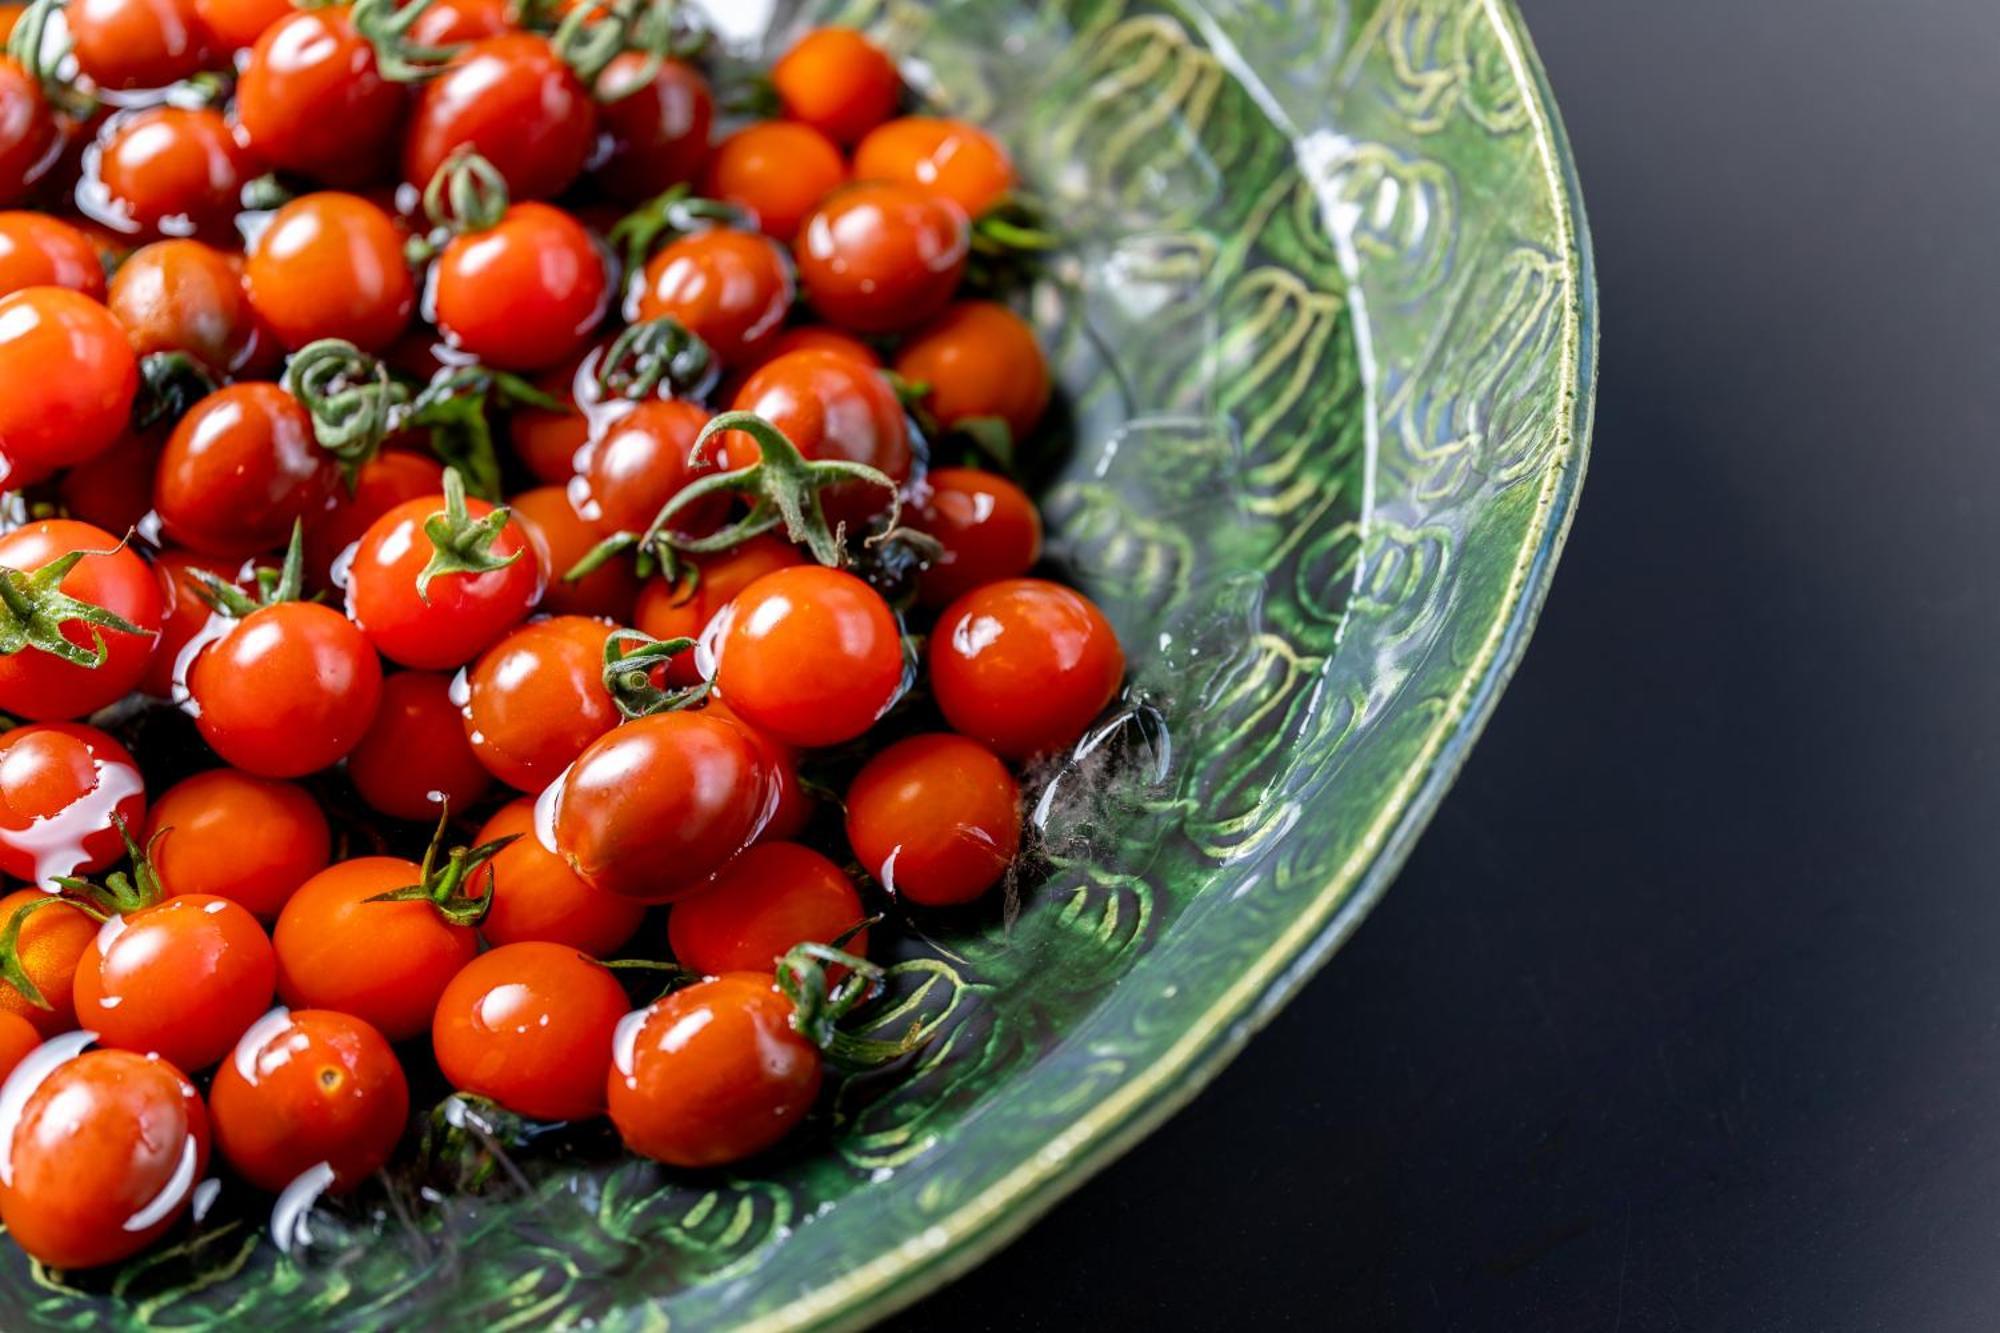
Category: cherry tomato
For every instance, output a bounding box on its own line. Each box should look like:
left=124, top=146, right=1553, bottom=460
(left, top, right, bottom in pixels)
left=107, top=238, right=269, bottom=377
left=0, top=523, right=162, bottom=721
left=712, top=566, right=904, bottom=749
left=506, top=358, right=590, bottom=484
left=244, top=192, right=415, bottom=352
left=909, top=467, right=1042, bottom=607
left=510, top=485, right=639, bottom=620
left=846, top=732, right=1019, bottom=907
left=302, top=449, right=446, bottom=590
left=237, top=6, right=404, bottom=186
left=156, top=383, right=337, bottom=557
left=554, top=711, right=772, bottom=902
left=703, top=121, right=845, bottom=244
left=797, top=182, right=969, bottom=334
left=0, top=212, right=105, bottom=297
left=0, top=61, right=56, bottom=206
left=194, top=0, right=291, bottom=52
left=273, top=856, right=476, bottom=1040
left=593, top=53, right=712, bottom=203
left=853, top=116, right=1016, bottom=218
left=634, top=228, right=794, bottom=370
left=459, top=616, right=617, bottom=793
left=723, top=348, right=911, bottom=524
left=75, top=893, right=276, bottom=1071
left=140, top=548, right=237, bottom=699
left=348, top=670, right=491, bottom=821
left=69, top=0, right=211, bottom=91
left=608, top=973, right=818, bottom=1166
left=404, top=34, right=595, bottom=201
left=0, top=1046, right=209, bottom=1270
left=209, top=1007, right=408, bottom=1192
left=432, top=941, right=626, bottom=1121
left=574, top=398, right=714, bottom=537
left=0, top=723, right=145, bottom=889
left=669, top=842, right=865, bottom=976
left=346, top=489, right=541, bottom=669
left=406, top=0, right=510, bottom=45
left=57, top=429, right=160, bottom=537
left=0, top=287, right=139, bottom=484
left=468, top=798, right=642, bottom=954
left=189, top=601, right=384, bottom=777
left=744, top=324, right=880, bottom=374
left=771, top=27, right=899, bottom=147
left=0, top=887, right=97, bottom=1034
left=930, top=578, right=1124, bottom=760
left=147, top=769, right=329, bottom=919
left=704, top=697, right=812, bottom=843
left=432, top=202, right=608, bottom=371
left=0, top=1009, right=35, bottom=1080
left=95, top=107, right=254, bottom=238
left=894, top=301, right=1050, bottom=443
left=633, top=533, right=803, bottom=687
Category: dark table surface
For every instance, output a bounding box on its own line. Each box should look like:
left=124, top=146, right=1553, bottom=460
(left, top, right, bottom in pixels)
left=892, top=2, right=2000, bottom=1328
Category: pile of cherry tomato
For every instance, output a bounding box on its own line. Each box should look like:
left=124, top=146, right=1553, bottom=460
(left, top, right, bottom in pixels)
left=0, top=1, right=1127, bottom=1275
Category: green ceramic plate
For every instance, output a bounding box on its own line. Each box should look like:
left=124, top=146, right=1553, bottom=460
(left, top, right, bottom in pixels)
left=3, top=0, right=1594, bottom=1327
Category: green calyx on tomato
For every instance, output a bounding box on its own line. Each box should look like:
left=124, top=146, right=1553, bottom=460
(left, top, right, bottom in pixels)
left=133, top=352, right=221, bottom=434
left=606, top=184, right=756, bottom=279
left=592, top=315, right=717, bottom=403
left=5, top=0, right=95, bottom=118
left=362, top=805, right=517, bottom=928
left=600, top=626, right=705, bottom=720
left=415, top=467, right=524, bottom=602
left=0, top=541, right=152, bottom=670
left=0, top=815, right=165, bottom=1007
left=192, top=519, right=310, bottom=616
left=420, top=146, right=510, bottom=239
left=349, top=0, right=459, bottom=83
left=775, top=940, right=926, bottom=1071
left=551, top=0, right=691, bottom=97
left=408, top=367, right=566, bottom=504
left=284, top=339, right=409, bottom=480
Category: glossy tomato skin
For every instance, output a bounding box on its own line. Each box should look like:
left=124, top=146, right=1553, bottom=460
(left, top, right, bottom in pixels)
left=0, top=213, right=105, bottom=297
left=469, top=799, right=643, bottom=955
left=74, top=894, right=277, bottom=1071
left=845, top=732, right=1019, bottom=907
left=0, top=723, right=146, bottom=886
left=930, top=578, right=1124, bottom=761
left=633, top=533, right=803, bottom=687
left=69, top=0, right=211, bottom=91
left=634, top=229, right=794, bottom=370
left=432, top=203, right=608, bottom=371
left=712, top=566, right=905, bottom=749
left=668, top=842, right=866, bottom=976
left=593, top=53, right=713, bottom=204
left=194, top=0, right=291, bottom=52
left=0, top=524, right=161, bottom=720
left=554, top=711, right=772, bottom=902
left=724, top=348, right=911, bottom=525
left=348, top=670, right=491, bottom=821
left=432, top=941, right=627, bottom=1121
left=147, top=769, right=329, bottom=919
left=244, top=193, right=413, bottom=353
left=404, top=34, right=595, bottom=201
left=189, top=602, right=384, bottom=777
left=771, top=27, right=899, bottom=147
left=703, top=121, right=845, bottom=244
left=0, top=1010, right=35, bottom=1080
left=0, top=887, right=97, bottom=1034
left=405, top=0, right=509, bottom=45
left=0, top=1047, right=210, bottom=1270
left=704, top=698, right=812, bottom=844
left=209, top=1007, right=408, bottom=1192
left=797, top=183, right=969, bottom=334
left=0, top=61, right=58, bottom=206
left=96, top=107, right=253, bottom=238
left=460, top=616, right=617, bottom=793
left=511, top=486, right=639, bottom=620
left=506, top=357, right=589, bottom=484
left=607, top=973, right=820, bottom=1167
left=346, top=492, right=541, bottom=669
left=852, top=116, right=1016, bottom=218
left=108, top=239, right=271, bottom=377
left=894, top=301, right=1050, bottom=443
left=273, top=856, right=476, bottom=1040
left=0, top=287, right=139, bottom=483
left=140, top=548, right=237, bottom=699
left=909, top=467, right=1043, bottom=607
left=156, top=383, right=337, bottom=557
left=575, top=399, right=714, bottom=537
left=303, top=449, right=446, bottom=590
left=236, top=7, right=404, bottom=185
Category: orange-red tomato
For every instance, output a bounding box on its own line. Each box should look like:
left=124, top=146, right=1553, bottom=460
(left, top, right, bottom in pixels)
left=406, top=0, right=509, bottom=44
left=302, top=449, right=447, bottom=590
left=0, top=887, right=98, bottom=1035
left=69, top=0, right=212, bottom=91
left=459, top=616, right=617, bottom=793
left=0, top=723, right=146, bottom=887
left=723, top=348, right=911, bottom=524
left=852, top=116, right=1017, bottom=217
left=930, top=578, right=1124, bottom=760
left=0, top=60, right=57, bottom=208
left=510, top=485, right=640, bottom=620
left=633, top=533, right=804, bottom=687
left=244, top=192, right=415, bottom=352
left=712, top=566, right=904, bottom=749
left=432, top=941, right=628, bottom=1121
left=575, top=399, right=714, bottom=537
left=634, top=229, right=794, bottom=370
left=0, top=212, right=105, bottom=298
left=189, top=601, right=384, bottom=777
left=0, top=287, right=139, bottom=484
left=345, top=489, right=542, bottom=669
left=668, top=842, right=866, bottom=976
left=209, top=1007, right=408, bottom=1192
left=703, top=121, right=845, bottom=244
left=0, top=523, right=162, bottom=721
left=797, top=182, right=970, bottom=334
left=469, top=798, right=643, bottom=955
left=108, top=239, right=270, bottom=377
left=155, top=383, right=338, bottom=557
left=506, top=358, right=590, bottom=484
left=432, top=202, right=609, bottom=372
left=0, top=1009, right=36, bottom=1080
left=845, top=732, right=1020, bottom=907
left=140, top=548, right=236, bottom=699
left=909, top=467, right=1043, bottom=607
left=147, top=769, right=330, bottom=919
left=193, top=0, right=292, bottom=52
left=894, top=301, right=1050, bottom=443
left=771, top=27, right=900, bottom=147
left=74, top=893, right=277, bottom=1071
left=742, top=324, right=880, bottom=376
left=236, top=6, right=405, bottom=185
left=348, top=670, right=492, bottom=821
left=704, top=698, right=813, bottom=844
left=593, top=53, right=713, bottom=204
left=95, top=107, right=254, bottom=238
left=403, top=33, right=596, bottom=201
left=56, top=429, right=159, bottom=537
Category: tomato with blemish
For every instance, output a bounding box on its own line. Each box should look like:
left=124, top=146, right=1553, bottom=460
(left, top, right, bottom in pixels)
left=108, top=238, right=271, bottom=377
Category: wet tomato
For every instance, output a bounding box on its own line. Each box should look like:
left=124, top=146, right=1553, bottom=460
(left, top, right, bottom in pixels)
left=194, top=0, right=292, bottom=52
left=930, top=578, right=1124, bottom=760
left=909, top=467, right=1043, bottom=607
left=155, top=383, right=337, bottom=557
left=771, top=27, right=899, bottom=147
left=0, top=888, right=97, bottom=1034
left=0, top=212, right=105, bottom=297
left=468, top=799, right=643, bottom=955
left=147, top=769, right=330, bottom=919
left=703, top=120, right=845, bottom=244
left=236, top=6, right=405, bottom=186
left=0, top=287, right=139, bottom=484
left=347, top=670, right=491, bottom=821
left=432, top=941, right=627, bottom=1121
left=0, top=61, right=58, bottom=206
left=894, top=301, right=1050, bottom=443
left=75, top=894, right=277, bottom=1072
left=108, top=239, right=268, bottom=377
left=846, top=732, right=1019, bottom=907
left=0, top=523, right=162, bottom=721
left=404, top=34, right=595, bottom=201
left=723, top=348, right=911, bottom=523
left=853, top=116, right=1016, bottom=218
left=634, top=228, right=794, bottom=370
left=633, top=533, right=803, bottom=687
left=432, top=202, right=608, bottom=371
left=345, top=486, right=541, bottom=669
left=797, top=182, right=970, bottom=334
left=95, top=106, right=254, bottom=238
left=668, top=842, right=866, bottom=976
left=705, top=698, right=812, bottom=843
left=711, top=565, right=904, bottom=749
left=188, top=601, right=384, bottom=777
left=593, top=53, right=713, bottom=204
left=69, top=0, right=212, bottom=91
left=460, top=616, right=617, bottom=793
left=244, top=192, right=415, bottom=352
left=0, top=723, right=145, bottom=887
left=510, top=485, right=639, bottom=620
left=302, top=449, right=446, bottom=590
left=209, top=1007, right=408, bottom=1192
left=139, top=548, right=235, bottom=699
left=575, top=398, right=714, bottom=537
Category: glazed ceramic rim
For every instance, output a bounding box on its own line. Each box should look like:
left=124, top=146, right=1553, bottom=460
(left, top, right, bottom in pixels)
left=735, top=5, right=1598, bottom=1327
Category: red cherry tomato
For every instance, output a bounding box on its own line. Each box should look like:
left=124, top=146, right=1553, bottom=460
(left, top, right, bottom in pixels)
left=894, top=301, right=1050, bottom=443
left=345, top=489, right=541, bottom=669
left=0, top=723, right=145, bottom=888
left=432, top=203, right=608, bottom=372
left=74, top=893, right=276, bottom=1071
left=668, top=842, right=866, bottom=976
left=703, top=121, right=845, bottom=244
left=236, top=6, right=404, bottom=186
left=347, top=670, right=492, bottom=821
left=553, top=711, right=772, bottom=902
left=0, top=287, right=139, bottom=484
left=510, top=485, right=639, bottom=620
left=0, top=1046, right=209, bottom=1270
left=193, top=0, right=291, bottom=52
left=724, top=348, right=911, bottom=524
left=189, top=601, right=384, bottom=777
left=56, top=429, right=159, bottom=537
left=302, top=449, right=446, bottom=590
left=209, top=1007, right=408, bottom=1192
left=432, top=941, right=627, bottom=1121
left=156, top=384, right=337, bottom=558
left=909, top=467, right=1043, bottom=607
left=0, top=61, right=58, bottom=207
left=797, top=182, right=970, bottom=334
left=634, top=229, right=794, bottom=370
left=506, top=358, right=590, bottom=484
left=107, top=239, right=272, bottom=377
left=853, top=116, right=1017, bottom=218
left=0, top=887, right=97, bottom=1034
left=711, top=566, right=904, bottom=749
left=593, top=53, right=712, bottom=203
left=273, top=856, right=476, bottom=1040
left=468, top=799, right=642, bottom=955
left=771, top=27, right=899, bottom=147
left=147, top=769, right=330, bottom=919
left=930, top=578, right=1124, bottom=760
left=633, top=533, right=803, bottom=687
left=0, top=212, right=105, bottom=297
left=0, top=1009, right=36, bottom=1080
left=140, top=548, right=238, bottom=699
left=704, top=698, right=812, bottom=843
left=459, top=616, right=617, bottom=793
left=244, top=192, right=415, bottom=352
left=404, top=34, right=595, bottom=201
left=575, top=398, right=714, bottom=537
left=607, top=973, right=818, bottom=1166
left=0, top=523, right=162, bottom=721
left=406, top=0, right=510, bottom=45
left=743, top=324, right=880, bottom=375
left=845, top=732, right=1019, bottom=907
left=68, top=0, right=211, bottom=91
left=95, top=107, right=253, bottom=238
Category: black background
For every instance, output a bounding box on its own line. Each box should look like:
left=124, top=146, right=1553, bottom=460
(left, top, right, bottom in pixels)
left=892, top=2, right=2000, bottom=1328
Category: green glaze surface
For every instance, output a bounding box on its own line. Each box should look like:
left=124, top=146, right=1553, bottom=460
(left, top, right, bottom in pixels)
left=1, top=0, right=1594, bottom=1326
